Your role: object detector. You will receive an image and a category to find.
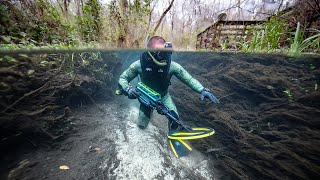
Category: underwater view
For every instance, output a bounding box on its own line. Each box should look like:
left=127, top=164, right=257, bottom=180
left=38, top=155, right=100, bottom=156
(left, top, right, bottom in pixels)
left=0, top=50, right=319, bottom=179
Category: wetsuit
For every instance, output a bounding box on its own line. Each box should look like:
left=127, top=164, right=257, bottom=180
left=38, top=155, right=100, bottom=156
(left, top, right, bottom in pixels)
left=118, top=59, right=204, bottom=129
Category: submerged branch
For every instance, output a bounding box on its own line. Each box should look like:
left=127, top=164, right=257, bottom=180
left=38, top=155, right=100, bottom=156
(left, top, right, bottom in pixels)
left=1, top=59, right=65, bottom=114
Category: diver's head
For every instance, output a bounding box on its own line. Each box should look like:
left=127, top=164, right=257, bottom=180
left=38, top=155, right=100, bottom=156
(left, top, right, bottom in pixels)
left=147, top=36, right=166, bottom=49
left=146, top=36, right=172, bottom=66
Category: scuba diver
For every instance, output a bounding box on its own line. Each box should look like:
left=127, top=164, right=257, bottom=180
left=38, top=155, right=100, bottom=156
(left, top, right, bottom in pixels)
left=118, top=36, right=219, bottom=157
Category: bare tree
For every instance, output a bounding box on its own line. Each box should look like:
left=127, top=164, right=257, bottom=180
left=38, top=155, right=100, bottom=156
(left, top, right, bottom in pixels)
left=152, top=0, right=175, bottom=35
left=56, top=0, right=70, bottom=20
left=76, top=0, right=83, bottom=16
left=147, top=3, right=156, bottom=32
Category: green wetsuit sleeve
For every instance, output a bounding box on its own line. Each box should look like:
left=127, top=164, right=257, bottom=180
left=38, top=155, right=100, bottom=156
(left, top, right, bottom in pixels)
left=118, top=60, right=140, bottom=90
left=171, top=62, right=204, bottom=93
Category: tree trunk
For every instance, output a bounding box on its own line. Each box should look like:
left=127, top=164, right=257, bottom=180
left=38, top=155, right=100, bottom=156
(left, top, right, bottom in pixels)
left=117, top=0, right=129, bottom=47
left=76, top=0, right=81, bottom=16
left=56, top=0, right=68, bottom=20
left=152, top=0, right=175, bottom=35
left=147, top=3, right=156, bottom=32
left=63, top=0, right=69, bottom=20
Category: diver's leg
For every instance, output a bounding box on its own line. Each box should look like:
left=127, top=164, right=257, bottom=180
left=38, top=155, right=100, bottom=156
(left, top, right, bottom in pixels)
left=137, top=104, right=152, bottom=129
left=161, top=94, right=178, bottom=115
left=161, top=94, right=179, bottom=131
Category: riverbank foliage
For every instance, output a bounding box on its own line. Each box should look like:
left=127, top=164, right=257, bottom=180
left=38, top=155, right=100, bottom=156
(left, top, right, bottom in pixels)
left=239, top=0, right=320, bottom=54
left=240, top=17, right=320, bottom=54
left=0, top=0, right=153, bottom=49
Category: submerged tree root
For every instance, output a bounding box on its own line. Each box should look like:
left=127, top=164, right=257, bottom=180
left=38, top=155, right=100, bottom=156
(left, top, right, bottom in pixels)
left=0, top=52, right=122, bottom=151
left=172, top=53, right=320, bottom=180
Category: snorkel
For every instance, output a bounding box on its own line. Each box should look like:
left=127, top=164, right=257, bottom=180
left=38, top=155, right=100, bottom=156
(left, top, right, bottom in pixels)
left=147, top=51, right=167, bottom=66
left=147, top=48, right=172, bottom=66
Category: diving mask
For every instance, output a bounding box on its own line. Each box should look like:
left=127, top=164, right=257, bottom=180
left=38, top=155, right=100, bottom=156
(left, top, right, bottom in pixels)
left=148, top=42, right=173, bottom=66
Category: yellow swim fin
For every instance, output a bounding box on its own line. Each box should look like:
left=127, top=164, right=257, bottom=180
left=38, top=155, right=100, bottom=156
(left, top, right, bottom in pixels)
left=169, top=139, right=192, bottom=158
left=168, top=128, right=215, bottom=140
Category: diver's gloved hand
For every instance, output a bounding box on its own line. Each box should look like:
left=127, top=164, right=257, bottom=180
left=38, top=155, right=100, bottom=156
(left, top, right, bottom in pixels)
left=200, top=88, right=219, bottom=104
left=126, top=86, right=139, bottom=99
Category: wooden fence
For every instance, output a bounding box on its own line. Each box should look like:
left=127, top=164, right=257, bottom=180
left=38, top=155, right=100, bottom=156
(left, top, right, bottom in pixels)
left=196, top=20, right=266, bottom=50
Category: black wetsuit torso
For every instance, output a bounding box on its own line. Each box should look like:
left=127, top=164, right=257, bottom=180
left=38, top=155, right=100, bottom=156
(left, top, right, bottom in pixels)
left=140, top=52, right=171, bottom=97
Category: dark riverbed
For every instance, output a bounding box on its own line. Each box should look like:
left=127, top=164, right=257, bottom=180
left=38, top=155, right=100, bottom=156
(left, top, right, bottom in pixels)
left=171, top=52, right=320, bottom=179
left=0, top=50, right=319, bottom=179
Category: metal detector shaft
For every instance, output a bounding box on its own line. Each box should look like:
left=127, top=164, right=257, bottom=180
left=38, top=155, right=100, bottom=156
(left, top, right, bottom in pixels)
left=117, top=82, right=192, bottom=131
left=164, top=111, right=192, bottom=132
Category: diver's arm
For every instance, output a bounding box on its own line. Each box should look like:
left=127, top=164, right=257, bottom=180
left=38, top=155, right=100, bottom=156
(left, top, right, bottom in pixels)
left=118, top=60, right=140, bottom=90
left=171, top=62, right=204, bottom=93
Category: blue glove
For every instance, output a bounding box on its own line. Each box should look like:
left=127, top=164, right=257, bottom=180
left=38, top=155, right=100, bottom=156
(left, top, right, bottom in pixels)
left=126, top=86, right=139, bottom=99
left=200, top=88, right=219, bottom=104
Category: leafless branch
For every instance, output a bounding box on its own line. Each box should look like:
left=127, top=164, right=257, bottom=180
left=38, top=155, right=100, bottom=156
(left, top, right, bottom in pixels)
left=152, top=0, right=175, bottom=35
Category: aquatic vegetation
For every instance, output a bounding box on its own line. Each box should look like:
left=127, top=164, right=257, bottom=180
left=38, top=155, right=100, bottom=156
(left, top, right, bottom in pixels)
left=1, top=51, right=319, bottom=179
left=309, top=63, right=316, bottom=70
left=0, top=55, right=17, bottom=64
left=172, top=52, right=320, bottom=179
left=283, top=89, right=293, bottom=100
left=0, top=51, right=122, bottom=158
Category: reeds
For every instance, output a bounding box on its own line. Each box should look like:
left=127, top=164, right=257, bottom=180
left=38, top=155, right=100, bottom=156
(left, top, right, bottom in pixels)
left=240, top=17, right=285, bottom=53
left=241, top=17, right=320, bottom=55
left=289, top=22, right=320, bottom=55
